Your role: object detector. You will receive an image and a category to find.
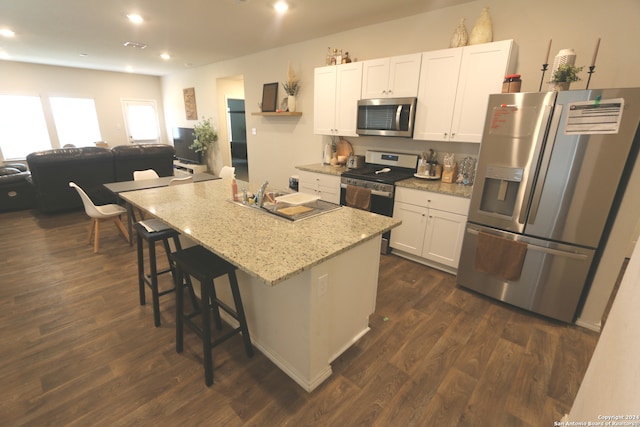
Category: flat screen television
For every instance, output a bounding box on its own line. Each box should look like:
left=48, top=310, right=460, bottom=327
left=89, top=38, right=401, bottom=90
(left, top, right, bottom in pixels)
left=172, top=127, right=202, bottom=164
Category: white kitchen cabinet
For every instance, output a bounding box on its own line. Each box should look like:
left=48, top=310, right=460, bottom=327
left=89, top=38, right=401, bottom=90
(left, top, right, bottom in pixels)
left=314, top=62, right=363, bottom=137
left=413, top=39, right=514, bottom=143
left=298, top=170, right=341, bottom=204
left=361, top=53, right=422, bottom=99
left=391, top=187, right=470, bottom=272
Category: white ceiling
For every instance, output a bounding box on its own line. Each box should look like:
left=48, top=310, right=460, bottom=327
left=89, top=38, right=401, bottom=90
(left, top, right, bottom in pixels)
left=0, top=0, right=472, bottom=76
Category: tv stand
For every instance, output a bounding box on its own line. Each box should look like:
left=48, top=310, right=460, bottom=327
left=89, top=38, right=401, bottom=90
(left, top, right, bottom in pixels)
left=174, top=160, right=207, bottom=175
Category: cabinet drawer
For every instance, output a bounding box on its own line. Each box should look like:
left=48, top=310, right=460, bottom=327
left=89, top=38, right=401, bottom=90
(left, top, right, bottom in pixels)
left=395, top=187, right=470, bottom=216
left=298, top=170, right=340, bottom=204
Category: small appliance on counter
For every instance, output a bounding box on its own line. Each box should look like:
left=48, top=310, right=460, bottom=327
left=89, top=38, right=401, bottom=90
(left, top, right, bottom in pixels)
left=346, top=155, right=364, bottom=169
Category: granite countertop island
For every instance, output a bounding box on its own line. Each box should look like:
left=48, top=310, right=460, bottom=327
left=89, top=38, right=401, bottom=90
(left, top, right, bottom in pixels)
left=120, top=178, right=399, bottom=285
left=120, top=178, right=400, bottom=392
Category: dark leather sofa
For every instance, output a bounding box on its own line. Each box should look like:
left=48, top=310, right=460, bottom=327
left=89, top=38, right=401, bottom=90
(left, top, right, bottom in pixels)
left=26, top=144, right=175, bottom=213
left=0, top=163, right=37, bottom=212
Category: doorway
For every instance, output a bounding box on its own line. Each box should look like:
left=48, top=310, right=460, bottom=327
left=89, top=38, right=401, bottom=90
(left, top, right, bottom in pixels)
left=227, top=98, right=248, bottom=181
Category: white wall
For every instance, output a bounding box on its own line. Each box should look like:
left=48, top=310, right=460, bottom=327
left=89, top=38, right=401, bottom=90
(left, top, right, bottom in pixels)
left=567, top=238, right=640, bottom=419
left=0, top=61, right=165, bottom=156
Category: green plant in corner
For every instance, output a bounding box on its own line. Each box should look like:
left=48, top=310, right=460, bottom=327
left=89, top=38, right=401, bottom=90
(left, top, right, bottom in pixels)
left=550, top=64, right=584, bottom=83
left=190, top=117, right=218, bottom=154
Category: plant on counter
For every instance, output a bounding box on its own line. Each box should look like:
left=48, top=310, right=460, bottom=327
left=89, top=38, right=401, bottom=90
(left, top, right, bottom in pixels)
left=550, top=63, right=584, bottom=83
left=190, top=117, right=218, bottom=154
left=282, top=63, right=300, bottom=96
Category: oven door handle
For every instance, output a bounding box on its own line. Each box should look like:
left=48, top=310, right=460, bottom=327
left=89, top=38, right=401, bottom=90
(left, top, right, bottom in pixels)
left=340, top=183, right=393, bottom=198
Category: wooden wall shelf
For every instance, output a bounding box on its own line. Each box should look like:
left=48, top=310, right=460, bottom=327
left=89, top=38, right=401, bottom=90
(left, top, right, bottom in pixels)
left=251, top=112, right=302, bottom=116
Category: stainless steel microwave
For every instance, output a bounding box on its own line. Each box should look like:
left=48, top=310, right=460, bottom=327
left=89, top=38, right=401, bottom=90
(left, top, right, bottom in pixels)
left=356, top=97, right=417, bottom=138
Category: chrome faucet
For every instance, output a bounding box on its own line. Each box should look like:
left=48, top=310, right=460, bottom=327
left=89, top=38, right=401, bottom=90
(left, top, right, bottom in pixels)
left=255, top=180, right=269, bottom=207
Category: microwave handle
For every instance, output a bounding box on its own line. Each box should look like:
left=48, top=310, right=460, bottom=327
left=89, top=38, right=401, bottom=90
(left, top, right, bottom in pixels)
left=394, top=105, right=402, bottom=131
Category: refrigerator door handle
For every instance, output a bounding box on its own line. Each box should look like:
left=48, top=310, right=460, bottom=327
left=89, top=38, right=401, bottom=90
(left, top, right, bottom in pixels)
left=528, top=105, right=564, bottom=225
left=466, top=228, right=588, bottom=260
left=517, top=103, right=556, bottom=225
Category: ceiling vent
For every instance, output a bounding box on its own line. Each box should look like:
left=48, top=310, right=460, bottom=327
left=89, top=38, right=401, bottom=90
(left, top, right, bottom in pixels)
left=123, top=41, right=147, bottom=49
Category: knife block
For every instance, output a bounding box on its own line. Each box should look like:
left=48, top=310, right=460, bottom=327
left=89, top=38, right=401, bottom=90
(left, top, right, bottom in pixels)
left=441, top=164, right=458, bottom=183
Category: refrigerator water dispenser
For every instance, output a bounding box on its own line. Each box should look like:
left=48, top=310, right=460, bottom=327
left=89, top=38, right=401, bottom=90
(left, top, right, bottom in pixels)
left=479, top=165, right=523, bottom=217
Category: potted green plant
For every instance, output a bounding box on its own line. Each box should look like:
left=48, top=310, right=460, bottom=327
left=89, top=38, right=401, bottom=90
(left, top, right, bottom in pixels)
left=550, top=64, right=584, bottom=91
left=190, top=117, right=218, bottom=172
left=190, top=117, right=218, bottom=154
left=282, top=63, right=300, bottom=112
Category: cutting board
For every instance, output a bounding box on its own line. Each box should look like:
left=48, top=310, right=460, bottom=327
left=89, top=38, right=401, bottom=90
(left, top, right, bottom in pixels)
left=277, top=205, right=313, bottom=216
left=335, top=139, right=353, bottom=158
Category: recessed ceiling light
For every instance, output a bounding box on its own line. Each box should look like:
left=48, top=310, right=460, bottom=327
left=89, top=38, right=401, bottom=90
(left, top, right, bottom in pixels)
left=160, top=53, right=171, bottom=60
left=274, top=1, right=288, bottom=14
left=127, top=14, right=144, bottom=24
left=0, top=28, right=15, bottom=38
left=0, top=51, right=10, bottom=59
left=126, top=66, right=134, bottom=73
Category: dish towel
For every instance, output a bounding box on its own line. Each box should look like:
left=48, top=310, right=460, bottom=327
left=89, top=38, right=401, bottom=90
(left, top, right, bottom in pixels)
left=474, top=231, right=528, bottom=281
left=345, top=185, right=371, bottom=211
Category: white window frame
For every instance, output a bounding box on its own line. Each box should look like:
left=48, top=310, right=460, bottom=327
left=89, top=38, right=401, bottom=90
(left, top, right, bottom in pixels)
left=122, top=99, right=161, bottom=144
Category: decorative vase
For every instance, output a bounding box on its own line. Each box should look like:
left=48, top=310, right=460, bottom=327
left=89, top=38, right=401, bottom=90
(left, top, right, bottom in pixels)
left=449, top=18, right=468, bottom=48
left=469, top=7, right=493, bottom=45
left=554, top=82, right=570, bottom=91
left=288, top=95, right=296, bottom=112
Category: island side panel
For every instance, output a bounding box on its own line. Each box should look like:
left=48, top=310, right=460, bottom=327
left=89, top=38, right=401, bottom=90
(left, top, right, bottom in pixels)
left=323, top=237, right=380, bottom=362
left=216, top=236, right=382, bottom=392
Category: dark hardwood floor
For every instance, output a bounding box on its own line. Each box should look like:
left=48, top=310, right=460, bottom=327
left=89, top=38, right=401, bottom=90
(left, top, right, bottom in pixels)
left=0, top=208, right=599, bottom=426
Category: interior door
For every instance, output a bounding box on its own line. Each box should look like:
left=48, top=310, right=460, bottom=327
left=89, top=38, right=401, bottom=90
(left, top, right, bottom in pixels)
left=227, top=98, right=248, bottom=181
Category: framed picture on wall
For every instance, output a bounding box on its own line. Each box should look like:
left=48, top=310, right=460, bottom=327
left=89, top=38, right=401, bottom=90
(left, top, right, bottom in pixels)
left=183, top=87, right=197, bottom=120
left=261, top=82, right=278, bottom=112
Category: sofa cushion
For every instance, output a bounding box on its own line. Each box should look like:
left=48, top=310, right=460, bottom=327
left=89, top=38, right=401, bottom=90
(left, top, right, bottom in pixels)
left=27, top=147, right=116, bottom=213
left=111, top=144, right=175, bottom=181
left=0, top=170, right=37, bottom=212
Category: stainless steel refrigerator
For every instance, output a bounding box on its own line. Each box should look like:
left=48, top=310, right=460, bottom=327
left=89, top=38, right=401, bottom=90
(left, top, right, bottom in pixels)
left=457, top=88, right=640, bottom=322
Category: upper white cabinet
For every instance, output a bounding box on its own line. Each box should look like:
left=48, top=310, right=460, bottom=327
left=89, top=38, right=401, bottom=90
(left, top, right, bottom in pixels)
left=314, top=62, right=363, bottom=137
left=413, top=39, right=514, bottom=143
left=361, top=53, right=422, bottom=99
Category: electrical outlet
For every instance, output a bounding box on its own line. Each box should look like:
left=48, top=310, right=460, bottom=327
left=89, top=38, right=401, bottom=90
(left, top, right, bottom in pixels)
left=318, top=274, right=328, bottom=296
left=251, top=127, right=257, bottom=135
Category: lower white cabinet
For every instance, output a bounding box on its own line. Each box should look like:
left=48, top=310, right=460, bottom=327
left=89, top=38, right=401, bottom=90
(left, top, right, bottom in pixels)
left=298, top=170, right=341, bottom=204
left=391, top=187, right=469, bottom=272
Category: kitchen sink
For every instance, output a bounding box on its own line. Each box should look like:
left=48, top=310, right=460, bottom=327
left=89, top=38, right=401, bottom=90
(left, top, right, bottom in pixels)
left=228, top=190, right=342, bottom=222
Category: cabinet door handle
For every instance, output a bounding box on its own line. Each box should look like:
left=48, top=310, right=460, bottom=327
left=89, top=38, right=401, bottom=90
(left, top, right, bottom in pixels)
left=444, top=132, right=448, bottom=137
left=451, top=132, right=456, bottom=138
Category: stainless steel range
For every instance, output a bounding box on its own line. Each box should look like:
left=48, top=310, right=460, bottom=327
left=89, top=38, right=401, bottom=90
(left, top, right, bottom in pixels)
left=340, top=150, right=418, bottom=252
